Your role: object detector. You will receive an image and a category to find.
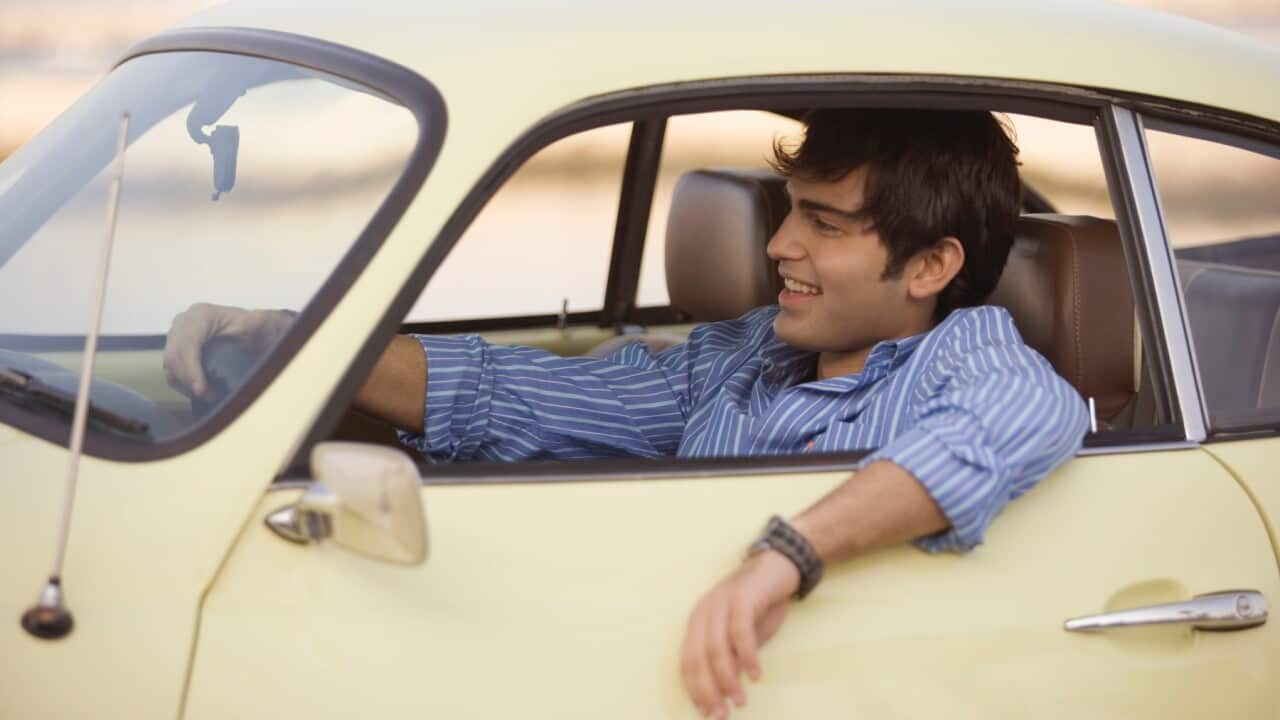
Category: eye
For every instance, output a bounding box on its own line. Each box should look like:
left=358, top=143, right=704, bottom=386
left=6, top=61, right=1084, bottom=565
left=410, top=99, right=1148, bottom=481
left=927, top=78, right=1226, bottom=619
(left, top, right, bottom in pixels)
left=808, top=214, right=841, bottom=235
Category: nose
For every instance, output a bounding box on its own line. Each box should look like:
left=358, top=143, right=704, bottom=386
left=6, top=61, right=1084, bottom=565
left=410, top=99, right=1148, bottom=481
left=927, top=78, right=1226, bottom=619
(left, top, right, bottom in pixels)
left=766, top=211, right=804, bottom=262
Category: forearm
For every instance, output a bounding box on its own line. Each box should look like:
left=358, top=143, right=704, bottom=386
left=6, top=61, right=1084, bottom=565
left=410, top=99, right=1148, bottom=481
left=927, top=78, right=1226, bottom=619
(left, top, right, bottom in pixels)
left=789, top=460, right=949, bottom=565
left=352, top=334, right=428, bottom=433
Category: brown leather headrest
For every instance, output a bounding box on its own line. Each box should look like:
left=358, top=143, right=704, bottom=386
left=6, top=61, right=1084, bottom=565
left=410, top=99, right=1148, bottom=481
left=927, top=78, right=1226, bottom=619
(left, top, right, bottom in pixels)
left=988, top=214, right=1136, bottom=421
left=665, top=168, right=788, bottom=320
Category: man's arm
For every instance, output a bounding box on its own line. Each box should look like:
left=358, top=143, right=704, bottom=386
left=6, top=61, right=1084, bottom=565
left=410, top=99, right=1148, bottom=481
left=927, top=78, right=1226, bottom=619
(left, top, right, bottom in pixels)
left=680, top=310, right=1089, bottom=719
left=164, top=304, right=429, bottom=432
left=352, top=334, right=428, bottom=433
left=679, top=460, right=946, bottom=720
left=163, top=304, right=703, bottom=461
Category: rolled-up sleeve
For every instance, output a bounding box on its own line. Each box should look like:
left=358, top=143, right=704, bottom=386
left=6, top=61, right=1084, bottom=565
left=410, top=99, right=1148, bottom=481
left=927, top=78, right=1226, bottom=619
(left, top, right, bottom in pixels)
left=397, top=334, right=694, bottom=463
left=860, top=314, right=1090, bottom=553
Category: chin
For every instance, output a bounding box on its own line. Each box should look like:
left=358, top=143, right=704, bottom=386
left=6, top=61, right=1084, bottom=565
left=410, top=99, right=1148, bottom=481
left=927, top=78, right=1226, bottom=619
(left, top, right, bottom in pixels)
left=772, top=317, right=823, bottom=351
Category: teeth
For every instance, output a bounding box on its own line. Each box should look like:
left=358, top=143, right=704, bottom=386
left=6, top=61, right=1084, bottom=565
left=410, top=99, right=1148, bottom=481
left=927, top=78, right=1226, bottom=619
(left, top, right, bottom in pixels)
left=784, top=277, right=821, bottom=295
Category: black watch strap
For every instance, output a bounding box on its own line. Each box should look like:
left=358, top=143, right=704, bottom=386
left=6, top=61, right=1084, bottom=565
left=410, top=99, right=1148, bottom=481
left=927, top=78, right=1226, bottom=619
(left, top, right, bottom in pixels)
left=749, top=516, right=824, bottom=600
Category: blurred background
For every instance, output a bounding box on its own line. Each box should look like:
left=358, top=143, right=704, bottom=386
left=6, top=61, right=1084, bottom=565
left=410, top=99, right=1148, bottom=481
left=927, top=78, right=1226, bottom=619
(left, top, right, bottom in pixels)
left=2, top=0, right=1277, bottom=164
left=1, top=0, right=1277, bottom=326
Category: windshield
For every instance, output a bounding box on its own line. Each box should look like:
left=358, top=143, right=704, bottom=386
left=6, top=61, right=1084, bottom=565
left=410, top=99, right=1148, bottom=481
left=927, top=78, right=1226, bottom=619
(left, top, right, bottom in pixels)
left=0, top=50, right=419, bottom=445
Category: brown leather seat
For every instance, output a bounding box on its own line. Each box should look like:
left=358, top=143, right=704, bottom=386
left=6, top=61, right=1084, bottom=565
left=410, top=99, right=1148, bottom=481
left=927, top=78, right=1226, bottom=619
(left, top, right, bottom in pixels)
left=988, top=215, right=1137, bottom=423
left=591, top=170, right=1140, bottom=426
left=587, top=168, right=787, bottom=358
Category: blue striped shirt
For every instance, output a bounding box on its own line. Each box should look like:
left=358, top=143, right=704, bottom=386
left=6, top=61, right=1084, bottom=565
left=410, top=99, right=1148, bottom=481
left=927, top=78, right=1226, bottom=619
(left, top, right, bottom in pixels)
left=400, top=304, right=1089, bottom=552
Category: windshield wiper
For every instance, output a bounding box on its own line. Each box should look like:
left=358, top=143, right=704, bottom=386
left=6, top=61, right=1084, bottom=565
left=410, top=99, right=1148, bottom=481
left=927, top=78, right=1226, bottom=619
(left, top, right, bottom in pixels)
left=0, top=366, right=149, bottom=437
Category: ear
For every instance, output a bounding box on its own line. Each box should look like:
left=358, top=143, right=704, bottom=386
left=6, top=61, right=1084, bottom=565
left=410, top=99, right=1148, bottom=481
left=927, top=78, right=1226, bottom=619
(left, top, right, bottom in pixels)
left=906, top=236, right=965, bottom=302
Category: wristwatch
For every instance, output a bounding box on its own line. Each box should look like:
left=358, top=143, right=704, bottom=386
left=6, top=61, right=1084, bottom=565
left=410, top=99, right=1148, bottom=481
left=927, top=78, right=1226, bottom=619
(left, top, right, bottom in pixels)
left=746, top=515, right=824, bottom=600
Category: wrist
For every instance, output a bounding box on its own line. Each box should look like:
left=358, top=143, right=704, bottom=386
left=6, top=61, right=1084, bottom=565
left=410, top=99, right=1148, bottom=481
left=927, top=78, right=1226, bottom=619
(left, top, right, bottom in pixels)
left=744, top=548, right=802, bottom=598
left=746, top=515, right=825, bottom=599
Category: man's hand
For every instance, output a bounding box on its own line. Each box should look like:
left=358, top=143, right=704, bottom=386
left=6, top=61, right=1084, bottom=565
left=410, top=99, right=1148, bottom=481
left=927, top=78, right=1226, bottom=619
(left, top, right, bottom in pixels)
left=679, top=461, right=950, bottom=718
left=680, top=550, right=799, bottom=719
left=162, top=302, right=293, bottom=399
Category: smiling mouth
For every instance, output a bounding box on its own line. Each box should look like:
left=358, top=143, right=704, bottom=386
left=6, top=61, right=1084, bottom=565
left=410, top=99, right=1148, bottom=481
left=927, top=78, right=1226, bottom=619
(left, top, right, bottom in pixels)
left=782, top=277, right=822, bottom=296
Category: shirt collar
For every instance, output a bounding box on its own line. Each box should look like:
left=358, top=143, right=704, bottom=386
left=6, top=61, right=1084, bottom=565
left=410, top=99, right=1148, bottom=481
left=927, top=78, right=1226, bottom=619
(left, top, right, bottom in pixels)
left=761, top=326, right=929, bottom=389
left=863, top=332, right=926, bottom=373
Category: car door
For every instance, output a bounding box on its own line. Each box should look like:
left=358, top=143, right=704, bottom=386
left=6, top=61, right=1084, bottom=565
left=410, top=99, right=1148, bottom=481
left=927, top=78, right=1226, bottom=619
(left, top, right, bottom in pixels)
left=1139, top=115, right=1280, bottom=591
left=0, top=33, right=441, bottom=718
left=183, top=98, right=1280, bottom=717
left=183, top=451, right=1277, bottom=718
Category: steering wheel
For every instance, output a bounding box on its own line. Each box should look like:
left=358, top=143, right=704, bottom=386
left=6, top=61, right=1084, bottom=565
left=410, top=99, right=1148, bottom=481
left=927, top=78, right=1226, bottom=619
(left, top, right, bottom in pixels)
left=190, top=336, right=264, bottom=419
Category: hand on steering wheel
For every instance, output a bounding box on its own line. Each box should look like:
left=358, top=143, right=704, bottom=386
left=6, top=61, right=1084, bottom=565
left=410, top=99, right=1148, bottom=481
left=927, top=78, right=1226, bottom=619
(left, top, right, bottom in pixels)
left=162, top=303, right=294, bottom=418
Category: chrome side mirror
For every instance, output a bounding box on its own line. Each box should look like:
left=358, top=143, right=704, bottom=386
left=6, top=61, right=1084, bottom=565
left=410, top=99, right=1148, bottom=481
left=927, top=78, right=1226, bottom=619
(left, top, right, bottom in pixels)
left=267, top=442, right=427, bottom=565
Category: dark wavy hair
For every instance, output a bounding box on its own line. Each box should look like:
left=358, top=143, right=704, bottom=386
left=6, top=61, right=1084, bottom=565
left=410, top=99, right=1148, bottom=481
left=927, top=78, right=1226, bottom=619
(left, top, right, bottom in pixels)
left=771, top=108, right=1021, bottom=321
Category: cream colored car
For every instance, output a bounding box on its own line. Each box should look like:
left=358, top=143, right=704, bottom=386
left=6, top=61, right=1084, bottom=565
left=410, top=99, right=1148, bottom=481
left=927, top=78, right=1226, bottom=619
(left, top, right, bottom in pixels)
left=2, top=1, right=1279, bottom=717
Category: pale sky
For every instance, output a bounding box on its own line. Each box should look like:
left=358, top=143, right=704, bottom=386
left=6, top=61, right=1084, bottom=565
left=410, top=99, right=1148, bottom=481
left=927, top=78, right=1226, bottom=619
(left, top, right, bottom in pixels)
left=1, top=0, right=1276, bottom=153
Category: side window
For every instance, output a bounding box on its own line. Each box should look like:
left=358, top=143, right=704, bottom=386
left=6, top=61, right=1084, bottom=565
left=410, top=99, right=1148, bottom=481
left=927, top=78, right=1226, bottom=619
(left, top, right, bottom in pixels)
left=405, top=123, right=630, bottom=322
left=636, top=109, right=1151, bottom=437
left=1007, top=113, right=1112, bottom=218
left=1144, top=123, right=1280, bottom=429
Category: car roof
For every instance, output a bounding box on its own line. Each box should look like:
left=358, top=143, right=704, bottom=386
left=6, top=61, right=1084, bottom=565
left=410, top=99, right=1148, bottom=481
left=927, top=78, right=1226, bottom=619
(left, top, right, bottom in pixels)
left=175, top=0, right=1280, bottom=124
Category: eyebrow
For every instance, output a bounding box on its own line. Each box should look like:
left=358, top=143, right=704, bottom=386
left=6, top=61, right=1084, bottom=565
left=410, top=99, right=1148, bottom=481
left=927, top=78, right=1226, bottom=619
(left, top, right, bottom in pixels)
left=795, top=198, right=865, bottom=222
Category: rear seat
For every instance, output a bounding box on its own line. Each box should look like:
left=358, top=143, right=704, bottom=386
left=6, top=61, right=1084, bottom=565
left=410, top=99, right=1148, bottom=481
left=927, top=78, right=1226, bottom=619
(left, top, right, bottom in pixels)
left=1178, top=260, right=1280, bottom=420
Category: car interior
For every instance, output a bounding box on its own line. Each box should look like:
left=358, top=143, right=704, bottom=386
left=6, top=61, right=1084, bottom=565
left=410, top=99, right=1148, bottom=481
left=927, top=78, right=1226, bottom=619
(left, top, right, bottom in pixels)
left=584, top=167, right=1153, bottom=432
left=1176, top=257, right=1280, bottom=424
left=329, top=162, right=1180, bottom=454
left=320, top=103, right=1280, bottom=463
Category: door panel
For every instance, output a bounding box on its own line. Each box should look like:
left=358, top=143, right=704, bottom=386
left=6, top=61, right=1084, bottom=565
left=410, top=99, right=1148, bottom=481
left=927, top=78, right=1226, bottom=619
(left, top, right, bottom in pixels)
left=1202, top=437, right=1280, bottom=572
left=186, top=448, right=1280, bottom=719
left=0, top=431, right=273, bottom=718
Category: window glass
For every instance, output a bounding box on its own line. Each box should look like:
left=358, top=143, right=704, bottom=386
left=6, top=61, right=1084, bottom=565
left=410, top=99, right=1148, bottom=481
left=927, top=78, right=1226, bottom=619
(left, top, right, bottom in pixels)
left=406, top=123, right=629, bottom=321
left=1007, top=113, right=1112, bottom=218
left=0, top=51, right=419, bottom=443
left=1145, top=124, right=1280, bottom=428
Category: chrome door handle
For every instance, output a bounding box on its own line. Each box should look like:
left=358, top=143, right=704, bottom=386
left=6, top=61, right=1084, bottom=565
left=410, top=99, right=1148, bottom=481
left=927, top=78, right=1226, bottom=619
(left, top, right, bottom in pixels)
left=1064, top=590, right=1268, bottom=633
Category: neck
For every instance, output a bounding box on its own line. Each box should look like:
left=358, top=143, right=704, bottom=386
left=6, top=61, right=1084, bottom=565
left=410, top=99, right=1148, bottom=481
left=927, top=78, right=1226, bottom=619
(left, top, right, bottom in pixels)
left=816, top=319, right=934, bottom=381
left=817, top=349, right=872, bottom=380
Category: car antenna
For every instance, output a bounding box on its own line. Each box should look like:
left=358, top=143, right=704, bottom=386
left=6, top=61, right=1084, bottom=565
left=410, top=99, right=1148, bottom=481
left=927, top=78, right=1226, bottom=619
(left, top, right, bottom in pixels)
left=21, top=112, right=131, bottom=640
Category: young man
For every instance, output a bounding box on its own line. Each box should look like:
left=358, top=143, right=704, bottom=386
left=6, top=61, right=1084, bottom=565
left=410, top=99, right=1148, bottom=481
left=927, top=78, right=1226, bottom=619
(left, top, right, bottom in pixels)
left=165, top=109, right=1088, bottom=720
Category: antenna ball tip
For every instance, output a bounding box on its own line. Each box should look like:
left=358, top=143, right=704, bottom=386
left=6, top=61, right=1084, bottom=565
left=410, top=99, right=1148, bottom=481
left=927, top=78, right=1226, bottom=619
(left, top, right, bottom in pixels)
left=21, top=604, right=74, bottom=640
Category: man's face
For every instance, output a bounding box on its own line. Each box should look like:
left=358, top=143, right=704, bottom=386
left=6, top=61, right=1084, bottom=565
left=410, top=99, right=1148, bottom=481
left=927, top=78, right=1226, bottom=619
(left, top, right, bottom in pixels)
left=767, top=166, right=920, bottom=354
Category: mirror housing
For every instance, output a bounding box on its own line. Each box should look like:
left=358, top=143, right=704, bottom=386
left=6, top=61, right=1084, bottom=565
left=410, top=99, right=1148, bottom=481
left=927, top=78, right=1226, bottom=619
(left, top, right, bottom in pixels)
left=267, top=442, right=427, bottom=565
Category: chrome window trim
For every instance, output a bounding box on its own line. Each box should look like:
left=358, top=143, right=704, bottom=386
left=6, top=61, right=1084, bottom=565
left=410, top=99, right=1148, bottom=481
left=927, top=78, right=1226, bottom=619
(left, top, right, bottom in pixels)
left=1099, top=105, right=1208, bottom=443
left=1076, top=440, right=1199, bottom=457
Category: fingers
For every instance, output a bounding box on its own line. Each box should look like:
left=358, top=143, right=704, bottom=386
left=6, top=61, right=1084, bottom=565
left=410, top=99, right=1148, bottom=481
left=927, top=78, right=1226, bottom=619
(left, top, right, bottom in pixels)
left=681, top=554, right=799, bottom=717
left=163, top=306, right=213, bottom=398
left=705, top=599, right=746, bottom=711
left=728, top=603, right=761, bottom=683
left=681, top=599, right=723, bottom=719
left=161, top=303, right=290, bottom=400
left=681, top=589, right=762, bottom=719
